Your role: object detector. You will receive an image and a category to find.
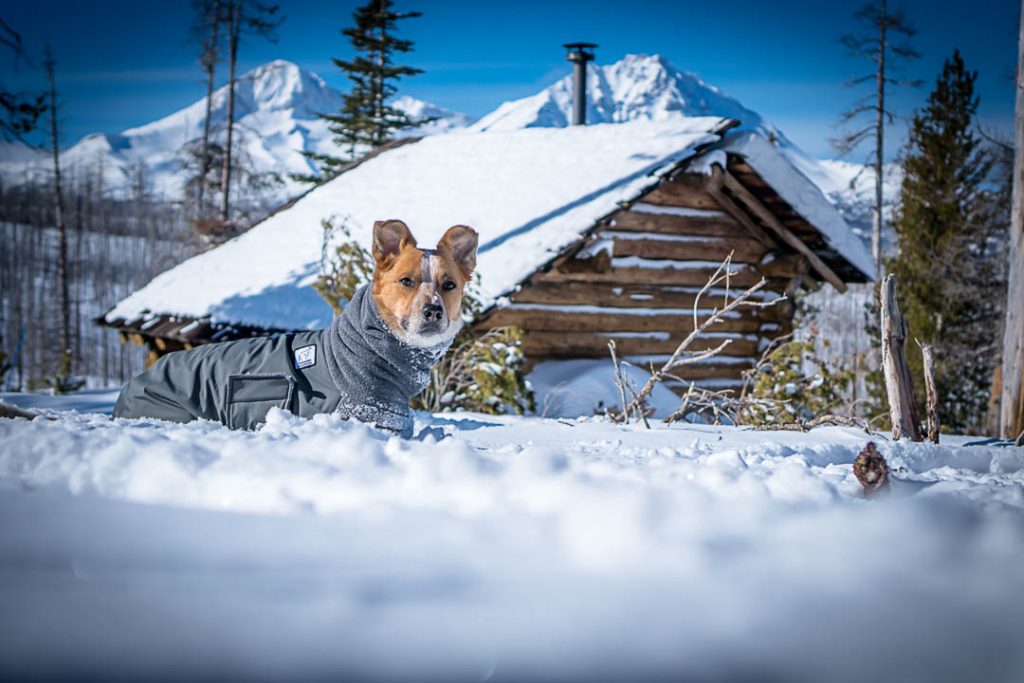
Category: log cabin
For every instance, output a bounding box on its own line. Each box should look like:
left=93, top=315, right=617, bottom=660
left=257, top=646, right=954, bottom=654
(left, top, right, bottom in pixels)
left=101, top=119, right=873, bottom=409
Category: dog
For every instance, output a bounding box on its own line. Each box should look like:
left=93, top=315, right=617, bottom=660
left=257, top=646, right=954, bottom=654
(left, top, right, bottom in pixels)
left=111, top=220, right=478, bottom=437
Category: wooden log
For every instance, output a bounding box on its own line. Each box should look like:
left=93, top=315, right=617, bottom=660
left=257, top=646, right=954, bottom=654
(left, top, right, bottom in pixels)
left=122, top=332, right=146, bottom=348
left=519, top=332, right=760, bottom=358
left=921, top=343, right=940, bottom=443
left=513, top=281, right=768, bottom=309
left=557, top=249, right=611, bottom=274
left=987, top=364, right=1003, bottom=438
left=880, top=275, right=923, bottom=441
left=720, top=170, right=848, bottom=293
left=535, top=263, right=790, bottom=289
left=485, top=307, right=783, bottom=334
left=1000, top=3, right=1024, bottom=439
left=607, top=210, right=749, bottom=239
left=641, top=174, right=720, bottom=210
left=707, top=167, right=777, bottom=249
left=603, top=235, right=768, bottom=264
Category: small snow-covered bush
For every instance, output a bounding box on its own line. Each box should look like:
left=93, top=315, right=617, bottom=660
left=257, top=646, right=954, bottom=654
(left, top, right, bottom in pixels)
left=315, top=219, right=534, bottom=415
left=315, top=217, right=375, bottom=314
left=737, top=337, right=853, bottom=426
left=414, top=325, right=535, bottom=415
left=45, top=349, right=85, bottom=396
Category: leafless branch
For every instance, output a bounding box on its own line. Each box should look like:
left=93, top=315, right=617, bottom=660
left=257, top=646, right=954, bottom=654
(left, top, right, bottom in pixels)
left=607, top=252, right=785, bottom=425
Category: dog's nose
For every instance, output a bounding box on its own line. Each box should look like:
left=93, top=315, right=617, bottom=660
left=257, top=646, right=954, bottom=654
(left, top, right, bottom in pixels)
left=422, top=304, right=444, bottom=322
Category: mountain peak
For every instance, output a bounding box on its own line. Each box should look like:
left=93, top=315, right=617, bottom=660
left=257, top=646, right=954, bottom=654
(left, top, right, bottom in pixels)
left=470, top=52, right=762, bottom=133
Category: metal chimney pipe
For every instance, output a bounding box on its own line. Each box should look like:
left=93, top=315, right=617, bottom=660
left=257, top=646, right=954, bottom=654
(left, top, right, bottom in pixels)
left=563, top=42, right=597, bottom=125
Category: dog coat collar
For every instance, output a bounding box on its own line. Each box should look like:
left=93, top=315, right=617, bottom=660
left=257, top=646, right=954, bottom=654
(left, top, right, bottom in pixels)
left=321, top=284, right=451, bottom=437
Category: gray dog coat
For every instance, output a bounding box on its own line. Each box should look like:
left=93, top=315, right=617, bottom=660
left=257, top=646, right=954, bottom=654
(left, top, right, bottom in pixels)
left=113, top=285, right=452, bottom=436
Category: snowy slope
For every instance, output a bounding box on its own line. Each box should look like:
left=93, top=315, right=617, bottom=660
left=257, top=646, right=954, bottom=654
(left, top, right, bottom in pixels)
left=1, top=403, right=1023, bottom=680
left=1, top=60, right=468, bottom=200
left=105, top=118, right=728, bottom=330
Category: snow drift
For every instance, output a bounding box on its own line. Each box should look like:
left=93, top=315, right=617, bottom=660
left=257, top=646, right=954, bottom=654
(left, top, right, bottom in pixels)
left=0, top=404, right=1023, bottom=681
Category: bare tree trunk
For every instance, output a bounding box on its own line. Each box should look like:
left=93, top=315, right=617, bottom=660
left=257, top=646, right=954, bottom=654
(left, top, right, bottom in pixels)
left=199, top=1, right=220, bottom=220
left=220, top=0, right=240, bottom=223
left=1001, top=0, right=1024, bottom=439
left=921, top=343, right=939, bottom=443
left=880, top=274, right=922, bottom=441
left=44, top=47, right=70, bottom=366
left=375, top=17, right=385, bottom=146
left=872, top=0, right=888, bottom=280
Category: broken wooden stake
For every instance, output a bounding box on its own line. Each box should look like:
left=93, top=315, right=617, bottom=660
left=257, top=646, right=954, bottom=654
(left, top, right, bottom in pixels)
left=919, top=343, right=940, bottom=443
left=853, top=442, right=890, bottom=496
left=880, top=275, right=923, bottom=441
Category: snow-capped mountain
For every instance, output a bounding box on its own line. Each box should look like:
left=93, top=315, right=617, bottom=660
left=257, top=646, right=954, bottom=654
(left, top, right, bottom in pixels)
left=472, top=53, right=767, bottom=132
left=472, top=53, right=896, bottom=248
left=1, top=60, right=468, bottom=200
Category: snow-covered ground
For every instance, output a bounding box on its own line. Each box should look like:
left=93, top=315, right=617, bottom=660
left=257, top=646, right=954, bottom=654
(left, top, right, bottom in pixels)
left=1, top=393, right=1023, bottom=681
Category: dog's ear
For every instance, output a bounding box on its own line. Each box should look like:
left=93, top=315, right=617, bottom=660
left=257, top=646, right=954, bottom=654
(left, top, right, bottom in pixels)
left=372, top=219, right=416, bottom=267
left=437, top=225, right=478, bottom=279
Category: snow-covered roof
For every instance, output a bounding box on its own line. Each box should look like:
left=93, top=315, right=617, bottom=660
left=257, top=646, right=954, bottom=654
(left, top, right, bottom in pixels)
left=106, top=118, right=730, bottom=331
left=717, top=132, right=875, bottom=279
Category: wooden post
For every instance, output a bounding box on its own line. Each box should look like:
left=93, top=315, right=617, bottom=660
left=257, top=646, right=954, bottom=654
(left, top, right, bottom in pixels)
left=880, top=275, right=922, bottom=441
left=1000, top=0, right=1024, bottom=439
left=920, top=343, right=939, bottom=443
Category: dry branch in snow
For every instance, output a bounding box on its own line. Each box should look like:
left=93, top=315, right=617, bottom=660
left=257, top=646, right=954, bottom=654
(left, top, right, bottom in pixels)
left=919, top=341, right=939, bottom=443
left=607, top=252, right=785, bottom=425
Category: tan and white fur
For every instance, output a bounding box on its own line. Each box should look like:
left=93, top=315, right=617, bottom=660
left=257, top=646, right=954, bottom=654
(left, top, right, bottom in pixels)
left=370, top=219, right=478, bottom=348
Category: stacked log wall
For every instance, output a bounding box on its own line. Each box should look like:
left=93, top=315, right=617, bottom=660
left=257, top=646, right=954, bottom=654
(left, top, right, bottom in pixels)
left=478, top=171, right=804, bottom=390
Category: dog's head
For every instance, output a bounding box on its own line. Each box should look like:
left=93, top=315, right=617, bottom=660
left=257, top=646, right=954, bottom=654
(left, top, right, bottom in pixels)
left=370, top=219, right=478, bottom=348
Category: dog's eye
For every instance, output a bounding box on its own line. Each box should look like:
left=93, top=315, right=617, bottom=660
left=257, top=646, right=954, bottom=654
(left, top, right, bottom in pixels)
left=441, top=281, right=456, bottom=292
left=399, top=277, right=415, bottom=288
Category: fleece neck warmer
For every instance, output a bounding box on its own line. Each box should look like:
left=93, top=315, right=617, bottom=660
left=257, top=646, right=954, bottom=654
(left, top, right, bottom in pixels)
left=322, top=284, right=451, bottom=437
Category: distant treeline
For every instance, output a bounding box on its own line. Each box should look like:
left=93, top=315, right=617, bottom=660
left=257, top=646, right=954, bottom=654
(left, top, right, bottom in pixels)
left=0, top=172, right=201, bottom=389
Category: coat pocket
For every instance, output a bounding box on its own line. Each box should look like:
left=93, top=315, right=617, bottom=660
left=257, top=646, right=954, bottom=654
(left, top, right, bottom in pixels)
left=225, top=374, right=295, bottom=430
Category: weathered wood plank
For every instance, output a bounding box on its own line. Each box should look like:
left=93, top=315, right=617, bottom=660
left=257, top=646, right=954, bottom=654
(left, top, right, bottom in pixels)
left=512, top=281, right=769, bottom=309
left=641, top=174, right=720, bottom=210
left=706, top=167, right=777, bottom=249
left=881, top=274, right=923, bottom=441
left=519, top=333, right=760, bottom=358
left=534, top=262, right=795, bottom=289
left=605, top=235, right=769, bottom=264
left=721, top=170, right=848, bottom=292
left=485, top=308, right=786, bottom=334
left=607, top=211, right=749, bottom=239
left=593, top=235, right=770, bottom=266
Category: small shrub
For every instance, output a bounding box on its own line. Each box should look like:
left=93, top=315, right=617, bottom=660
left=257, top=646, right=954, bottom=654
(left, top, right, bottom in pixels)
left=315, top=216, right=375, bottom=314
left=738, top=337, right=853, bottom=426
left=413, top=325, right=534, bottom=415
left=45, top=349, right=85, bottom=395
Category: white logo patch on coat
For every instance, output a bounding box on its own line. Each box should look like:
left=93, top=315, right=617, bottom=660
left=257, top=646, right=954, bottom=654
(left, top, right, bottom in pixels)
left=294, top=345, right=316, bottom=369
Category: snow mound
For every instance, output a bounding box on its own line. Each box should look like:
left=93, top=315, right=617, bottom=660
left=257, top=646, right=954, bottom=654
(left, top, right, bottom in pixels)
left=1, top=407, right=1023, bottom=680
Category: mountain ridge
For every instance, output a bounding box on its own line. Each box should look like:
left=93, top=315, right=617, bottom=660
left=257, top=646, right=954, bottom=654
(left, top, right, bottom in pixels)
left=0, top=60, right=467, bottom=200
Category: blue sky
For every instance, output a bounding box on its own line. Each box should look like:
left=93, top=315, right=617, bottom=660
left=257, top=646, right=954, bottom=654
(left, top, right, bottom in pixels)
left=2, top=0, right=1018, bottom=159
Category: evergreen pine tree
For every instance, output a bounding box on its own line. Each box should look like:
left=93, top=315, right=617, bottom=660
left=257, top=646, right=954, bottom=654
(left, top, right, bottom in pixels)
left=872, top=50, right=1004, bottom=433
left=296, top=0, right=425, bottom=183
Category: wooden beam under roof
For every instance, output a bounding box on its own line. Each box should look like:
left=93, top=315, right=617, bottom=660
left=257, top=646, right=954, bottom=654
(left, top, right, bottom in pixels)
left=706, top=166, right=776, bottom=250
left=715, top=166, right=848, bottom=293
